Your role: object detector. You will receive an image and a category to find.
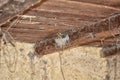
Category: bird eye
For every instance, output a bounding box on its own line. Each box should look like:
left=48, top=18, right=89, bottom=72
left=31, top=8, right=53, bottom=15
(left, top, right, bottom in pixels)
left=62, top=35, right=65, bottom=38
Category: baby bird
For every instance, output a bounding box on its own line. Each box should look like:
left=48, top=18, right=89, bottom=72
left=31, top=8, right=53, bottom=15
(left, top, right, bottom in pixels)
left=55, top=32, right=70, bottom=48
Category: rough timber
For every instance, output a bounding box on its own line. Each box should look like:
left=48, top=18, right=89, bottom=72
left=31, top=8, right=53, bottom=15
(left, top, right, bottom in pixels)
left=0, top=0, right=47, bottom=26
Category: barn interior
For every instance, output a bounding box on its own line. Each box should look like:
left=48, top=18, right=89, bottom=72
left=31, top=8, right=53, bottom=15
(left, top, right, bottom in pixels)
left=0, top=0, right=120, bottom=80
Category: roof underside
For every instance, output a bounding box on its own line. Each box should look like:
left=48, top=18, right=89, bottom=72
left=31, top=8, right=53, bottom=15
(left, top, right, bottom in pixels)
left=1, top=0, right=120, bottom=57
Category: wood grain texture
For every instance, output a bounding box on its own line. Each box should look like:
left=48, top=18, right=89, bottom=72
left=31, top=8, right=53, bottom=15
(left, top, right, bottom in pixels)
left=0, top=0, right=47, bottom=26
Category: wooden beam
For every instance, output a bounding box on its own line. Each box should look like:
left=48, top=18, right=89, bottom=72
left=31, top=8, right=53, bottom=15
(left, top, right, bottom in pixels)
left=0, top=0, right=47, bottom=26
left=34, top=13, right=120, bottom=55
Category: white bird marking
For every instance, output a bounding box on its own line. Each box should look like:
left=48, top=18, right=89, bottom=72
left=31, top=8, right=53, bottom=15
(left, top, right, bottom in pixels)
left=55, top=34, right=69, bottom=48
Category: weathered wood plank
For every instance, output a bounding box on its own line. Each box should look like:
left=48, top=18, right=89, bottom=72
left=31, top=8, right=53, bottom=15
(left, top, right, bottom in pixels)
left=71, top=0, right=120, bottom=8
left=0, top=0, right=47, bottom=26
left=34, top=14, right=120, bottom=55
